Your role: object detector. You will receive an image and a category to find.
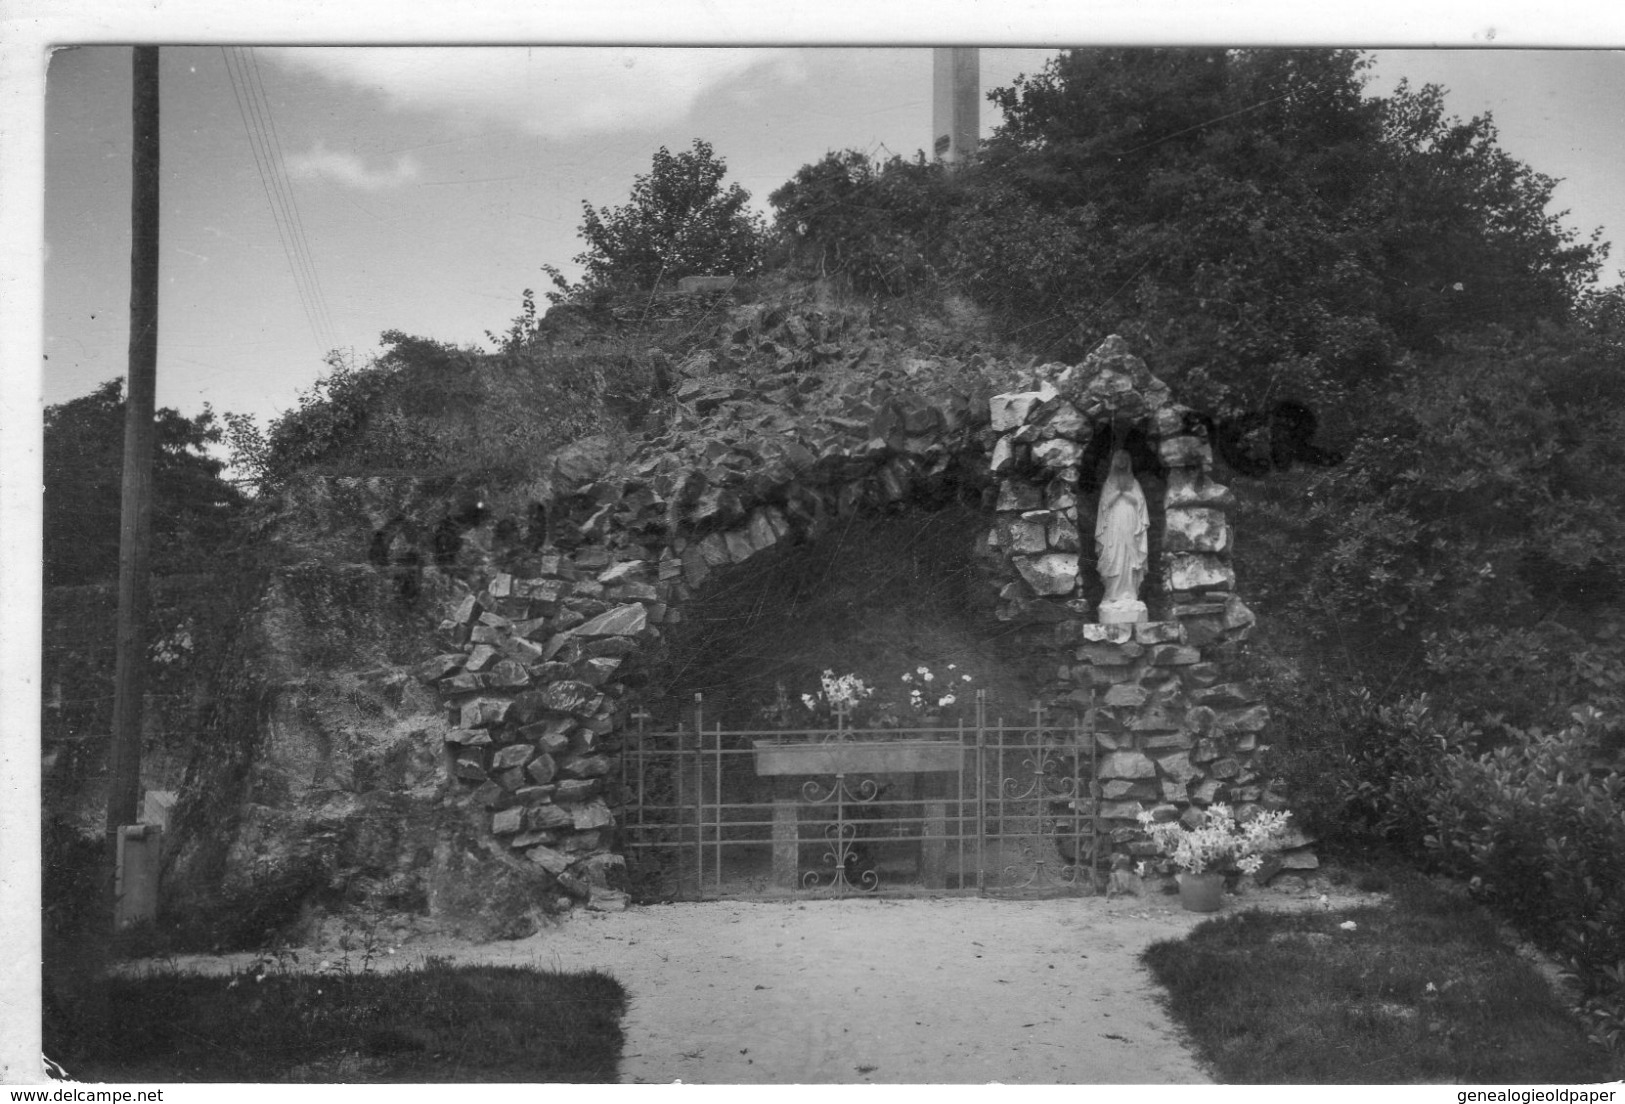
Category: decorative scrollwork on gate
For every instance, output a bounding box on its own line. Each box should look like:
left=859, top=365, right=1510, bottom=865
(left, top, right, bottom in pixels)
left=989, top=721, right=1095, bottom=896
left=799, top=773, right=883, bottom=893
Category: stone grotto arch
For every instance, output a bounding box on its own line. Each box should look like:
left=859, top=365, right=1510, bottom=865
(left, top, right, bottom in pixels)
left=418, top=334, right=1281, bottom=909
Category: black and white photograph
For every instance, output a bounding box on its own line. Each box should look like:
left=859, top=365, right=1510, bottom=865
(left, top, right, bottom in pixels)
left=9, top=0, right=1625, bottom=1090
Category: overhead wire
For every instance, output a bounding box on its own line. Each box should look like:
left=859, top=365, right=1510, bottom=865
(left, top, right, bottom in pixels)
left=234, top=45, right=340, bottom=351
left=219, top=46, right=340, bottom=354
left=244, top=48, right=341, bottom=347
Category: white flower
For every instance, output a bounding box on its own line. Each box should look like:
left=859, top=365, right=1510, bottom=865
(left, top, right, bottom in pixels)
left=901, top=673, right=913, bottom=683
left=947, top=664, right=957, bottom=670
left=1425, top=981, right=1438, bottom=993
left=916, top=666, right=929, bottom=675
left=938, top=694, right=955, bottom=707
left=1339, top=921, right=1358, bottom=931
left=1136, top=804, right=1293, bottom=876
left=961, top=674, right=972, bottom=683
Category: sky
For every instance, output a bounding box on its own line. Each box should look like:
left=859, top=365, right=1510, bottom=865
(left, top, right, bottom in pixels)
left=37, top=44, right=1625, bottom=435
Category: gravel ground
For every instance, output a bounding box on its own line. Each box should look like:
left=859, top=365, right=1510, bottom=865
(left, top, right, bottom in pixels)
left=153, top=879, right=1375, bottom=1084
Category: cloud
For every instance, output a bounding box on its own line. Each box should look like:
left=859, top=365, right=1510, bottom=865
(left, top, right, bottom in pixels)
left=265, top=47, right=805, bottom=140
left=286, top=143, right=420, bottom=190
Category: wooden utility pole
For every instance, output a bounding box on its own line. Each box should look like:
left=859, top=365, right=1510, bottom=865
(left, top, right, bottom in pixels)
left=106, top=46, right=160, bottom=876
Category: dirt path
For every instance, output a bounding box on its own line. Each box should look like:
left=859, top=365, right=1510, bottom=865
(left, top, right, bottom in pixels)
left=155, top=883, right=1373, bottom=1084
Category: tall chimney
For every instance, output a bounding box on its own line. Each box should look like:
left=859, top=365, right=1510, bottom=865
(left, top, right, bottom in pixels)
left=932, top=47, right=979, bottom=165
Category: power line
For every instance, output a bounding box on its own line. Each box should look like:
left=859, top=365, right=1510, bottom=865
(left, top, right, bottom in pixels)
left=220, top=47, right=339, bottom=353
left=244, top=48, right=340, bottom=346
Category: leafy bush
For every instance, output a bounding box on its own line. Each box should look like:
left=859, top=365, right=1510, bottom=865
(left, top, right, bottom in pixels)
left=1422, top=708, right=1625, bottom=1044
left=1261, top=685, right=1470, bottom=855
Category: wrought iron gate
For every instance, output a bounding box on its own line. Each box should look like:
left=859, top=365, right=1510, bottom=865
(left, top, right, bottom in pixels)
left=618, top=693, right=1102, bottom=900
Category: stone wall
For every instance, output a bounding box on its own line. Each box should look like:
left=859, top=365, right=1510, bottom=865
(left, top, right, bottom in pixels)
left=417, top=333, right=1305, bottom=906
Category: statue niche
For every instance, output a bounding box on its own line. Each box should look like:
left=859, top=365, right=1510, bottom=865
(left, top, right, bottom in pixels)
left=1094, top=448, right=1149, bottom=624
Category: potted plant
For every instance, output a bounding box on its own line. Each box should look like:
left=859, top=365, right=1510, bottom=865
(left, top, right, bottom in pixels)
left=1136, top=804, right=1293, bottom=912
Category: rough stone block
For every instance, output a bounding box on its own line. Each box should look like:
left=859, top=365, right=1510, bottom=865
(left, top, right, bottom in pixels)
left=571, top=799, right=615, bottom=831
left=1000, top=517, right=1049, bottom=555
left=990, top=436, right=1017, bottom=475
left=1100, top=751, right=1156, bottom=779
left=525, top=844, right=570, bottom=875
left=492, top=743, right=535, bottom=770
left=500, top=636, right=547, bottom=664
left=1032, top=438, right=1084, bottom=469
left=554, top=778, right=600, bottom=803
left=1014, top=553, right=1079, bottom=596
left=573, top=603, right=647, bottom=637
left=1128, top=621, right=1179, bottom=645
left=990, top=386, right=1057, bottom=431
left=1041, top=401, right=1087, bottom=439
left=469, top=625, right=506, bottom=646
left=1192, top=778, right=1225, bottom=804
left=1163, top=507, right=1230, bottom=554
left=1149, top=645, right=1201, bottom=666
left=1164, top=468, right=1234, bottom=508
left=1142, top=731, right=1195, bottom=750
left=443, top=727, right=491, bottom=747
left=514, top=785, right=555, bottom=805
left=1104, top=683, right=1149, bottom=709
left=416, top=654, right=467, bottom=681
left=1217, top=704, right=1270, bottom=733
left=1099, top=799, right=1148, bottom=820
left=1129, top=702, right=1185, bottom=732
left=1080, top=641, right=1142, bottom=665
left=459, top=697, right=512, bottom=729
left=540, top=681, right=602, bottom=717
left=526, top=804, right=573, bottom=831
left=1154, top=751, right=1200, bottom=783
left=486, top=660, right=531, bottom=689
left=1047, top=520, right=1081, bottom=552
left=470, top=783, right=507, bottom=810
left=1102, top=779, right=1160, bottom=801
left=1083, top=622, right=1134, bottom=644
left=1192, top=683, right=1256, bottom=708
left=996, top=481, right=1043, bottom=512
left=1166, top=553, right=1234, bottom=593
left=1223, top=595, right=1257, bottom=637
left=492, top=807, right=525, bottom=835
left=455, top=756, right=489, bottom=782
left=560, top=753, right=614, bottom=780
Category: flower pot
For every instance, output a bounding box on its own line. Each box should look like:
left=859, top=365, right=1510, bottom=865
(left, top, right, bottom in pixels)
left=1177, top=871, right=1226, bottom=912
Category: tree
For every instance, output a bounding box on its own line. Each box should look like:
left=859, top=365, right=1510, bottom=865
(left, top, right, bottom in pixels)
left=966, top=48, right=1605, bottom=413
left=44, top=380, right=245, bottom=586
left=558, top=139, right=765, bottom=299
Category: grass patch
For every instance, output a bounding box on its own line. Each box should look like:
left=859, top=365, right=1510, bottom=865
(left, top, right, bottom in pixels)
left=1142, top=875, right=1619, bottom=1083
left=46, top=955, right=628, bottom=1083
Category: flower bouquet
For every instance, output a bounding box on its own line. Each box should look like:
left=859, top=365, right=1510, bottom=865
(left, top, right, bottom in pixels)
left=1136, top=803, right=1293, bottom=911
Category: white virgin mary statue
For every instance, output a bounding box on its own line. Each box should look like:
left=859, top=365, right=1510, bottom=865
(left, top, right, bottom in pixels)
left=1095, top=449, right=1149, bottom=624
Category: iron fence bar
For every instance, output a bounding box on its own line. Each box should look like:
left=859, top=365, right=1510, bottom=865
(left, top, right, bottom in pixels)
left=1090, top=712, right=1101, bottom=893
left=693, top=692, right=704, bottom=898
left=975, top=689, right=986, bottom=896
left=721, top=715, right=728, bottom=897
